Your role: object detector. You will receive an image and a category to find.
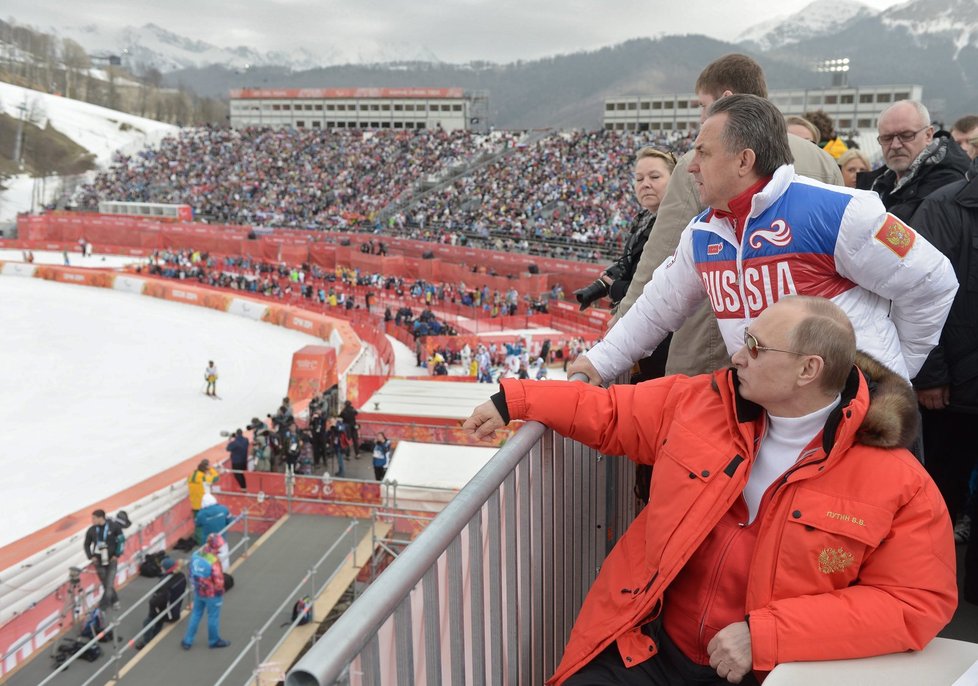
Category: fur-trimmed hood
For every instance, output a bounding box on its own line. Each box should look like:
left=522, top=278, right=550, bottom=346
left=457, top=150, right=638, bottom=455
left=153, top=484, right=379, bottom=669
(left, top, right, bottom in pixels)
left=852, top=352, right=919, bottom=449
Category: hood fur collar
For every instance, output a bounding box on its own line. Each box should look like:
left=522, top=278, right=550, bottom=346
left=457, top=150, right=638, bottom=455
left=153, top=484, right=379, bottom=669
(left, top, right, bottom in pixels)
left=850, top=352, right=919, bottom=449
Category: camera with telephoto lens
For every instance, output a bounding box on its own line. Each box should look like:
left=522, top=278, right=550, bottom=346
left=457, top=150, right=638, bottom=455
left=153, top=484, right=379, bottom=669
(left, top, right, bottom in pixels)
left=574, top=259, right=628, bottom=311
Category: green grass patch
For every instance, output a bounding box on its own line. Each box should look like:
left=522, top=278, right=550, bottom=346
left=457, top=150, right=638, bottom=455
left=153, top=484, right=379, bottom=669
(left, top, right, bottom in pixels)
left=0, top=112, right=97, bottom=177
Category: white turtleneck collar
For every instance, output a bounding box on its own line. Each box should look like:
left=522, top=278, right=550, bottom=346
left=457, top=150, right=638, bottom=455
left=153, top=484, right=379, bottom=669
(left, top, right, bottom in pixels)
left=744, top=395, right=840, bottom=523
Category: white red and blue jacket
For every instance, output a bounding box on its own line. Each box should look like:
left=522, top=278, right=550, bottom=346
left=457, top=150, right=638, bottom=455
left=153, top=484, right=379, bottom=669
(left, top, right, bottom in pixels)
left=587, top=165, right=958, bottom=380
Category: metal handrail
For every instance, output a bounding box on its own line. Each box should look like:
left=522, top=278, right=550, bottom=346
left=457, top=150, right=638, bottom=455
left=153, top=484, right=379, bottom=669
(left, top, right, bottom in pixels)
left=287, top=418, right=548, bottom=685
left=212, top=520, right=360, bottom=686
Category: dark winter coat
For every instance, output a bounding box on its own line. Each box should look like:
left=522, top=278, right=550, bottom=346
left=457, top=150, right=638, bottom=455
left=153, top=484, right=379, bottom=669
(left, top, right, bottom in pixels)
left=225, top=435, right=249, bottom=469
left=909, top=160, right=978, bottom=412
left=857, top=131, right=970, bottom=222
left=150, top=571, right=188, bottom=622
left=606, top=210, right=656, bottom=307
left=83, top=521, right=123, bottom=563
left=340, top=404, right=358, bottom=426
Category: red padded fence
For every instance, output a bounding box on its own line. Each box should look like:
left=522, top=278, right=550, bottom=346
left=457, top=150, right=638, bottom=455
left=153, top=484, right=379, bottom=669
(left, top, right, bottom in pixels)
left=16, top=213, right=605, bottom=295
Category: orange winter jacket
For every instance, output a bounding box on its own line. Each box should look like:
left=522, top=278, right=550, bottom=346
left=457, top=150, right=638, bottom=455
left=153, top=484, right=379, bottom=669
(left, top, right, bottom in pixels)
left=499, top=354, right=956, bottom=685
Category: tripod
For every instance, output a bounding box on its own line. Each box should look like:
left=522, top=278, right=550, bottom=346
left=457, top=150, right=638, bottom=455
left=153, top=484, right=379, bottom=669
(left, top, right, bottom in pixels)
left=49, top=566, right=88, bottom=660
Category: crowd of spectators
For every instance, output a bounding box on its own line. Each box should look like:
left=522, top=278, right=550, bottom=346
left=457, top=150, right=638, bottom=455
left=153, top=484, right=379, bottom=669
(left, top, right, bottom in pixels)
left=77, top=126, right=514, bottom=229
left=75, top=127, right=693, bottom=263
left=141, top=248, right=555, bottom=336
left=388, top=129, right=693, bottom=253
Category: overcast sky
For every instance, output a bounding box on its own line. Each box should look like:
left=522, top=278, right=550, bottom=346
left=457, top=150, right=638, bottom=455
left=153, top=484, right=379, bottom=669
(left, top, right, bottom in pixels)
left=6, top=0, right=904, bottom=64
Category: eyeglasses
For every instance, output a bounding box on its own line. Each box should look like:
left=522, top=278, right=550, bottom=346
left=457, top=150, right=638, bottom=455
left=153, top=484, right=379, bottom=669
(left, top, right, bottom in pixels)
left=877, top=125, right=930, bottom=147
left=743, top=330, right=809, bottom=359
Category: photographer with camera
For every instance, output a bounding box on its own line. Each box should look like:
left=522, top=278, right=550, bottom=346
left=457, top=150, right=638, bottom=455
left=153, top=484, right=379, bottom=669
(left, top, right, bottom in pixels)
left=225, top=429, right=249, bottom=489
left=248, top=417, right=273, bottom=471
left=83, top=509, right=123, bottom=610
left=575, top=147, right=676, bottom=380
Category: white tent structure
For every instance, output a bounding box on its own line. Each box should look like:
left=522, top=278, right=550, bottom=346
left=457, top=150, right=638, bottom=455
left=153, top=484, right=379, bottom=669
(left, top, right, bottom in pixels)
left=384, top=441, right=498, bottom=512
left=360, top=378, right=497, bottom=419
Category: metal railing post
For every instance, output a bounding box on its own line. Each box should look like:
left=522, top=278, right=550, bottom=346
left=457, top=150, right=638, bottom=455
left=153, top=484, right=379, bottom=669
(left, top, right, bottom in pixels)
left=285, top=372, right=634, bottom=686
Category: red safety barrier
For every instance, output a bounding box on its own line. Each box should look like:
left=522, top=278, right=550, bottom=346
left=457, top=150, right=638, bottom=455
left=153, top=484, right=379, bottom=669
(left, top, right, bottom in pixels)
left=385, top=321, right=416, bottom=349
left=308, top=243, right=338, bottom=269
left=16, top=213, right=604, bottom=292
left=549, top=299, right=612, bottom=331
left=356, top=415, right=514, bottom=449
left=349, top=321, right=395, bottom=375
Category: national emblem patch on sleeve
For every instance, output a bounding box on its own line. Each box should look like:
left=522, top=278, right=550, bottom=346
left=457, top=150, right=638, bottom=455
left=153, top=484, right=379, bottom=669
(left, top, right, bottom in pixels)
left=874, top=213, right=916, bottom=259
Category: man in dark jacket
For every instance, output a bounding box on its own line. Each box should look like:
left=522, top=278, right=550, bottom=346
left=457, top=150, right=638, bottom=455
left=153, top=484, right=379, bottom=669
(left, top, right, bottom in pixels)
left=340, top=400, right=359, bottom=457
left=857, top=100, right=970, bottom=221
left=910, top=160, right=978, bottom=603
left=134, top=557, right=187, bottom=650
left=309, top=411, right=327, bottom=467
left=83, top=509, right=123, bottom=610
left=225, top=429, right=249, bottom=489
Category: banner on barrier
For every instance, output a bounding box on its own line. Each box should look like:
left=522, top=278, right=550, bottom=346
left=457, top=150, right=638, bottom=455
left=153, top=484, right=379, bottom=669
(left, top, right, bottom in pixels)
left=112, top=276, right=146, bottom=295
left=141, top=281, right=234, bottom=311
left=357, top=417, right=513, bottom=448
left=1, top=263, right=37, bottom=278
left=228, top=297, right=268, bottom=321
left=264, top=305, right=334, bottom=341
left=34, top=266, right=115, bottom=289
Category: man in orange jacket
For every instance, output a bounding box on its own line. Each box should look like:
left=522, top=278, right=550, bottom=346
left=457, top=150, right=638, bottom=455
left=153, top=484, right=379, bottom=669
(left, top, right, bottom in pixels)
left=464, top=296, right=957, bottom=685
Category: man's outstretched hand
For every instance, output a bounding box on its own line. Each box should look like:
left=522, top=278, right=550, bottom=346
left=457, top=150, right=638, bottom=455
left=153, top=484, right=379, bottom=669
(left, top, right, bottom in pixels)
left=463, top=400, right=507, bottom=440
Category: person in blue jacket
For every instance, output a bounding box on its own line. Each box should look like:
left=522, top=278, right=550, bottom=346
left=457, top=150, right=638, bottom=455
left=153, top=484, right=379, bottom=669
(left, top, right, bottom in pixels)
left=181, top=534, right=230, bottom=650
left=195, top=492, right=231, bottom=559
left=372, top=432, right=392, bottom=481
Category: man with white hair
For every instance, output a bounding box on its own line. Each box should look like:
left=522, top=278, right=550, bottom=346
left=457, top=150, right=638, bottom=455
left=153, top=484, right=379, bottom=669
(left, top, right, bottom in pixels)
left=857, top=99, right=970, bottom=221
left=465, top=296, right=957, bottom=685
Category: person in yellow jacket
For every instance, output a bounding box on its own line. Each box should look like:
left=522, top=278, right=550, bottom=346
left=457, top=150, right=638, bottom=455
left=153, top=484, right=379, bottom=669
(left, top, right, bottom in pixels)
left=806, top=110, right=849, bottom=159
left=187, top=459, right=220, bottom=518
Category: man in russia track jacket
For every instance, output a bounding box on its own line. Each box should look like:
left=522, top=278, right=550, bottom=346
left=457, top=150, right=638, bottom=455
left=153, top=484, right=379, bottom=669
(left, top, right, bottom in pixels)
left=568, top=94, right=957, bottom=385
left=464, top=296, right=957, bottom=685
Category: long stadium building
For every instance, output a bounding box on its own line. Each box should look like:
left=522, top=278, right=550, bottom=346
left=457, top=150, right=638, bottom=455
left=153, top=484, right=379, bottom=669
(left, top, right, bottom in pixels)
left=603, top=84, right=925, bottom=134
left=229, top=87, right=489, bottom=133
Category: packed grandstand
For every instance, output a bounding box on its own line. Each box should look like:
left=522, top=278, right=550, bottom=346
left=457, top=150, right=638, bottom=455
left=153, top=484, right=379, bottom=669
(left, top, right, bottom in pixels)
left=74, top=127, right=694, bottom=263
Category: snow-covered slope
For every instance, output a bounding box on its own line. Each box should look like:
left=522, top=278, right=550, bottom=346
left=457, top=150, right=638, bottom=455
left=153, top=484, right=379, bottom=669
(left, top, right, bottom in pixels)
left=738, top=0, right=878, bottom=50
left=0, top=81, right=177, bottom=166
left=882, top=0, right=978, bottom=56
left=0, top=81, right=178, bottom=221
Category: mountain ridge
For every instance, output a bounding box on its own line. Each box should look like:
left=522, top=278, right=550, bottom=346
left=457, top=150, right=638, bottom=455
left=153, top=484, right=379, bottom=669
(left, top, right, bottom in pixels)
left=4, top=0, right=977, bottom=130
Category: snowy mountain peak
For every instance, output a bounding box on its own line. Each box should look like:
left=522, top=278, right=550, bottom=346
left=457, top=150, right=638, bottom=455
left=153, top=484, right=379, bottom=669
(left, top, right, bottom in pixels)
left=45, top=20, right=439, bottom=74
left=881, top=0, right=978, bottom=55
left=738, top=0, right=878, bottom=50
